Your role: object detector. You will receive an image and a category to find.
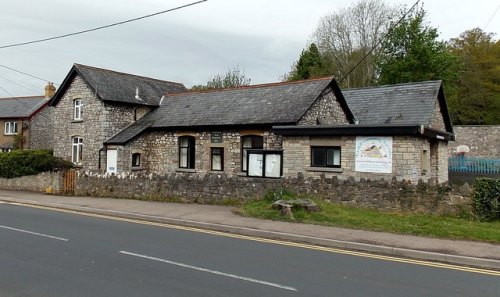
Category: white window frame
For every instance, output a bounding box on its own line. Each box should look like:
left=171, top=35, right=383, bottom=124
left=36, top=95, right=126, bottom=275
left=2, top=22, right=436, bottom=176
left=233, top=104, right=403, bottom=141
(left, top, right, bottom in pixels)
left=74, top=99, right=82, bottom=120
left=72, top=137, right=83, bottom=164
left=4, top=122, right=18, bottom=135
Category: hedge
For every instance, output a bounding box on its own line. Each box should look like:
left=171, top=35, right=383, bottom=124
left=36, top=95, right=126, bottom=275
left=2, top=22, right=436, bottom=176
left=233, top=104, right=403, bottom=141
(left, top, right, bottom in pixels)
left=473, top=177, right=500, bottom=221
left=0, top=150, right=73, bottom=179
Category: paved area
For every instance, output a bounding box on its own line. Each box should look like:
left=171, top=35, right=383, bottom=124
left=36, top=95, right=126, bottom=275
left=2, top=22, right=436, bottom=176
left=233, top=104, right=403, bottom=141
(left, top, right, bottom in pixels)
left=0, top=189, right=499, bottom=270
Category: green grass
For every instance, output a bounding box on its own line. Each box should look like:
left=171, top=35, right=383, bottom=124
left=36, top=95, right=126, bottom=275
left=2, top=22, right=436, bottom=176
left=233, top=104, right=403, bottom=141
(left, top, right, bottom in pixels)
left=240, top=197, right=500, bottom=243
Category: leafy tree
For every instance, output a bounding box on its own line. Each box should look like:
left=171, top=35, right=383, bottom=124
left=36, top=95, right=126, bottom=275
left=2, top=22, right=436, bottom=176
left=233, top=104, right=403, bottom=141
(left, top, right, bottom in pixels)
left=376, top=6, right=461, bottom=86
left=448, top=28, right=500, bottom=124
left=286, top=43, right=329, bottom=81
left=192, top=67, right=251, bottom=91
left=312, top=0, right=398, bottom=87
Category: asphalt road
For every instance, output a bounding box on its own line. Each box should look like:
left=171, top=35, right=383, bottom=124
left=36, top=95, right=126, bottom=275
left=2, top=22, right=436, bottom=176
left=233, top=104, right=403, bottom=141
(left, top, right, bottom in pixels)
left=0, top=202, right=498, bottom=297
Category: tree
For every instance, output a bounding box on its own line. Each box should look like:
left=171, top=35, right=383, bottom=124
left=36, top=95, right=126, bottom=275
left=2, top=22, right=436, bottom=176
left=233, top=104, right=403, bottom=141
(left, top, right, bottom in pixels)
left=376, top=6, right=461, bottom=85
left=312, top=0, right=398, bottom=87
left=192, top=67, right=251, bottom=91
left=447, top=28, right=500, bottom=124
left=285, top=43, right=329, bottom=81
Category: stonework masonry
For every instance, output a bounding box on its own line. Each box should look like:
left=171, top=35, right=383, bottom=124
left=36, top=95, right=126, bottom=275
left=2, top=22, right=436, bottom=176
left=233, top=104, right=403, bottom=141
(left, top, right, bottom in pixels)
left=449, top=125, right=499, bottom=158
left=30, top=104, right=54, bottom=150
left=283, top=135, right=449, bottom=184
left=116, top=130, right=283, bottom=175
left=429, top=98, right=446, bottom=131
left=52, top=75, right=153, bottom=171
left=298, top=90, right=350, bottom=125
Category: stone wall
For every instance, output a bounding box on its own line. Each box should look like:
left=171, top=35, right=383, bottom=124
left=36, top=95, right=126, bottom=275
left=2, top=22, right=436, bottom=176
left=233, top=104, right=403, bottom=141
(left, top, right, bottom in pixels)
left=75, top=172, right=470, bottom=215
left=298, top=90, right=350, bottom=125
left=117, top=129, right=283, bottom=175
left=449, top=125, right=499, bottom=158
left=0, top=172, right=62, bottom=193
left=52, top=75, right=153, bottom=171
left=429, top=98, right=446, bottom=131
left=30, top=105, right=54, bottom=150
left=283, top=135, right=448, bottom=184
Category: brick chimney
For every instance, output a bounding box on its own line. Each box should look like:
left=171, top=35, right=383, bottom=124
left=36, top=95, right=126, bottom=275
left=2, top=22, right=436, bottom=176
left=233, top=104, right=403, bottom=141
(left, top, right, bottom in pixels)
left=45, top=82, right=56, bottom=99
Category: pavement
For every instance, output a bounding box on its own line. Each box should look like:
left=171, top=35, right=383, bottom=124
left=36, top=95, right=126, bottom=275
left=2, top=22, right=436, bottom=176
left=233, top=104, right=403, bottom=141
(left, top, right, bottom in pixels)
left=0, top=189, right=499, bottom=271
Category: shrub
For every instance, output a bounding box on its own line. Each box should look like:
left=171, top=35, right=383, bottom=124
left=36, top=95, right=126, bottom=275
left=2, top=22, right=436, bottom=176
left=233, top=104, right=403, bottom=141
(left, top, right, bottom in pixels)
left=473, top=178, right=500, bottom=221
left=0, top=150, right=73, bottom=179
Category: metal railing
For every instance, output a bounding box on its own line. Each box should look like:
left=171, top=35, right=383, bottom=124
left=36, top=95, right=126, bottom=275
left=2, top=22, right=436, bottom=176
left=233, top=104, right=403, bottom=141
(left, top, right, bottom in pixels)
left=448, top=156, right=500, bottom=174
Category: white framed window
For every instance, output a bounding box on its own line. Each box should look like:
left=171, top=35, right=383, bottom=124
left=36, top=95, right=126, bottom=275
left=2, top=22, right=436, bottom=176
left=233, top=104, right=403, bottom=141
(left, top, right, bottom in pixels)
left=72, top=137, right=83, bottom=164
left=4, top=122, right=18, bottom=135
left=74, top=99, right=82, bottom=120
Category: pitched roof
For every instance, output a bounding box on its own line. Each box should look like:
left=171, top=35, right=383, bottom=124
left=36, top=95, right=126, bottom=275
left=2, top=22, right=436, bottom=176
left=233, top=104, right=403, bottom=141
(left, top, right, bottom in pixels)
left=49, top=64, right=187, bottom=107
left=342, top=80, right=451, bottom=131
left=106, top=78, right=350, bottom=144
left=0, top=96, right=47, bottom=118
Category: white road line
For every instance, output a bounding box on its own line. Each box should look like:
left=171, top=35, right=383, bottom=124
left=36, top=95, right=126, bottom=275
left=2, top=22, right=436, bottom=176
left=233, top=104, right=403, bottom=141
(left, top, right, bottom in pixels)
left=0, top=224, right=68, bottom=242
left=119, top=250, right=298, bottom=292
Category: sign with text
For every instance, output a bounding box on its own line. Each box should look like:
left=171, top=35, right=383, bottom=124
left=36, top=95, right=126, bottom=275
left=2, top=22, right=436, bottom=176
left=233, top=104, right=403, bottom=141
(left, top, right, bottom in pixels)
left=355, top=137, right=393, bottom=173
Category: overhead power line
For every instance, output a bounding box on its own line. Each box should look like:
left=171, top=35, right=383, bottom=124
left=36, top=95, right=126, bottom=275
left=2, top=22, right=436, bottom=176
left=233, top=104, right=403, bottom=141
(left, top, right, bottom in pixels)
left=339, top=0, right=421, bottom=84
left=0, top=64, right=57, bottom=85
left=0, top=0, right=208, bottom=50
left=0, top=73, right=40, bottom=93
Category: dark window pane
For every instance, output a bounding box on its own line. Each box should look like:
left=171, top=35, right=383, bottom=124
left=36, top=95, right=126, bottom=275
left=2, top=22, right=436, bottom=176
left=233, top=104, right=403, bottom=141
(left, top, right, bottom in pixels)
left=312, top=148, right=326, bottom=167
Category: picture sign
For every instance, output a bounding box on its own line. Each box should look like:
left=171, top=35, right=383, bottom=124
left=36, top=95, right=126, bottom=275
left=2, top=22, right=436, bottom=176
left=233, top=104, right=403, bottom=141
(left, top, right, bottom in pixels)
left=355, top=137, right=393, bottom=173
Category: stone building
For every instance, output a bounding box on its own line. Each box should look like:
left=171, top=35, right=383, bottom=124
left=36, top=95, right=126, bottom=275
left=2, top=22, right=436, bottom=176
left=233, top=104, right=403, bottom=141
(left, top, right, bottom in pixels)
left=48, top=63, right=187, bottom=171
left=274, top=81, right=454, bottom=184
left=105, top=79, right=453, bottom=184
left=0, top=82, right=55, bottom=151
left=48, top=63, right=454, bottom=184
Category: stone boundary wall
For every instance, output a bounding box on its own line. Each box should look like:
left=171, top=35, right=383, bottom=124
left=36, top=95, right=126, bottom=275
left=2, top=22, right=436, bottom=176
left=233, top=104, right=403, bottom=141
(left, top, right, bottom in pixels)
left=450, top=125, right=499, bottom=158
left=0, top=172, right=62, bottom=193
left=75, top=172, right=470, bottom=215
left=0, top=171, right=471, bottom=215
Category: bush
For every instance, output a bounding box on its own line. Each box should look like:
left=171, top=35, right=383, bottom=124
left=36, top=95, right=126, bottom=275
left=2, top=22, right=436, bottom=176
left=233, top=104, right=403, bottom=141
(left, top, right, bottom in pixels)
left=473, top=178, right=500, bottom=221
left=0, top=150, right=73, bottom=179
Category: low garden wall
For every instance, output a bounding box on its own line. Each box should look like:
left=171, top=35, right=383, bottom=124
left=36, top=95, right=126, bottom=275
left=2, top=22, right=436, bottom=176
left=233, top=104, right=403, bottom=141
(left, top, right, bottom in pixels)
left=75, top=172, right=471, bottom=214
left=0, top=171, right=62, bottom=193
left=0, top=171, right=472, bottom=215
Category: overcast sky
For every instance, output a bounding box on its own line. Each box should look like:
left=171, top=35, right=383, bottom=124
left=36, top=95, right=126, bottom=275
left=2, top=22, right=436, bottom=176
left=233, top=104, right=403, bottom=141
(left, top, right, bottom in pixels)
left=1, top=0, right=499, bottom=97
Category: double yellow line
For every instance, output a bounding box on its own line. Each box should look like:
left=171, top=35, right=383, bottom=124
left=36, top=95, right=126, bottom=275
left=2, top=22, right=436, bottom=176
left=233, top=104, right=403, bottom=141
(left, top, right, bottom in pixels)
left=6, top=201, right=500, bottom=277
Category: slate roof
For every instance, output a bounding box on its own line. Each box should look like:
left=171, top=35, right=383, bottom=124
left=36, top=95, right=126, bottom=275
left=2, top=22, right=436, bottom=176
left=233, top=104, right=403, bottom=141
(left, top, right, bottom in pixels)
left=50, top=64, right=187, bottom=107
left=106, top=78, right=349, bottom=144
left=0, top=96, right=47, bottom=118
left=342, top=80, right=448, bottom=128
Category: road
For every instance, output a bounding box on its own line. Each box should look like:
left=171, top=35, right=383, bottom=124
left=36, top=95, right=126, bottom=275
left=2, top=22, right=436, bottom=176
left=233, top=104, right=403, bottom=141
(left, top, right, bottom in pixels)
left=0, top=202, right=498, bottom=297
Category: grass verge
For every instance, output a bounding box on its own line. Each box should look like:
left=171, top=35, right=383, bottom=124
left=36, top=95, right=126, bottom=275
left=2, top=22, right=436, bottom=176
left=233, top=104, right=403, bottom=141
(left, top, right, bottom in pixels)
left=240, top=197, right=500, bottom=243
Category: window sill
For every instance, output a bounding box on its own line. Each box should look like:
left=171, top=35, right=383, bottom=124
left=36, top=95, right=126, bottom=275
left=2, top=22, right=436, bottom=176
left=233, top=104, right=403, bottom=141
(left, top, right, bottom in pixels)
left=131, top=167, right=144, bottom=171
left=71, top=120, right=83, bottom=123
left=176, top=168, right=196, bottom=173
left=306, top=167, right=343, bottom=173
left=237, top=172, right=247, bottom=177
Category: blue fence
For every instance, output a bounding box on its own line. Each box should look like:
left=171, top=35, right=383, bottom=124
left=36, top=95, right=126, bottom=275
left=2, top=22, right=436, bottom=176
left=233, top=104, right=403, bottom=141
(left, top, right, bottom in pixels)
left=448, top=156, right=500, bottom=174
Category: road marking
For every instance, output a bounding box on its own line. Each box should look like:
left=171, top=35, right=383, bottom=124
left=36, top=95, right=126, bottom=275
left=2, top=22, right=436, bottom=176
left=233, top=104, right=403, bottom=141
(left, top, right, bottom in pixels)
left=119, top=250, right=297, bottom=291
left=6, top=201, right=500, bottom=276
left=0, top=224, right=68, bottom=241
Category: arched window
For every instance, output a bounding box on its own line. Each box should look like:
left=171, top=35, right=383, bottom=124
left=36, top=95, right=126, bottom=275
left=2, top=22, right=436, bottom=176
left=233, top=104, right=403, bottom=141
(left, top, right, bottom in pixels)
left=71, top=136, right=83, bottom=164
left=179, top=136, right=195, bottom=169
left=241, top=135, right=263, bottom=172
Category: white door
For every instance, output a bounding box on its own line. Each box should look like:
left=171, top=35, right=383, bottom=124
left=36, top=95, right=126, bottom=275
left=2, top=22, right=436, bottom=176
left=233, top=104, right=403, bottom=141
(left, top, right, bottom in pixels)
left=106, top=150, right=118, bottom=174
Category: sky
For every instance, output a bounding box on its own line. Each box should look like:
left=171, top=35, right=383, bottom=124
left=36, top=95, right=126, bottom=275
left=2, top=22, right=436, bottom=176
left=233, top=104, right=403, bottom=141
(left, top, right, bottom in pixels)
left=0, top=0, right=499, bottom=97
